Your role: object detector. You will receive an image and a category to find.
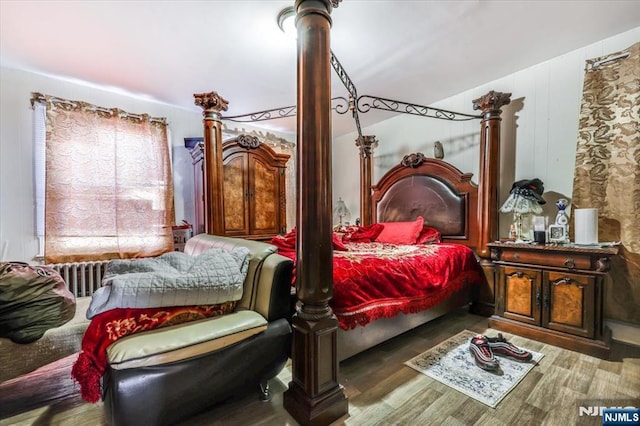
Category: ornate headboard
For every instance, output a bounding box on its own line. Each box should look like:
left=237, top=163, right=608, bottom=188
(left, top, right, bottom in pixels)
left=371, top=153, right=479, bottom=249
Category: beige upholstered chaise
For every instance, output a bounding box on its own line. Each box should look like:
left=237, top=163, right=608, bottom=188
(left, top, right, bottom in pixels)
left=101, top=234, right=294, bottom=426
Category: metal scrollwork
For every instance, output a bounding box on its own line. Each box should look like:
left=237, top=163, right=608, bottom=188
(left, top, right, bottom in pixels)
left=332, top=96, right=350, bottom=115
left=330, top=50, right=364, bottom=144
left=223, top=104, right=297, bottom=123
left=214, top=49, right=486, bottom=139
left=357, top=95, right=481, bottom=121
left=223, top=96, right=350, bottom=123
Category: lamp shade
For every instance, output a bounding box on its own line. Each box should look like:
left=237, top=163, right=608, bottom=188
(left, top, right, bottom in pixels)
left=500, top=178, right=545, bottom=214
left=500, top=194, right=543, bottom=214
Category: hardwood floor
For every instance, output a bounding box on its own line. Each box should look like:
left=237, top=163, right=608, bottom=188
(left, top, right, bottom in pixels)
left=1, top=309, right=639, bottom=425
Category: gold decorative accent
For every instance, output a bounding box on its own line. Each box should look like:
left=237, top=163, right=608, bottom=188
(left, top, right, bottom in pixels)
left=472, top=91, right=512, bottom=112
left=193, top=91, right=229, bottom=114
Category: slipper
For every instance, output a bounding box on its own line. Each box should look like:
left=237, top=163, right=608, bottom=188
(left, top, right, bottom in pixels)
left=486, top=333, right=533, bottom=361
left=469, top=335, right=500, bottom=371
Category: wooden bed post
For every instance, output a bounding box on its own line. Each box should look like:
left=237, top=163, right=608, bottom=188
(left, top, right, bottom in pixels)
left=472, top=90, right=511, bottom=316
left=194, top=91, right=228, bottom=235
left=283, top=1, right=348, bottom=425
left=356, top=135, right=377, bottom=226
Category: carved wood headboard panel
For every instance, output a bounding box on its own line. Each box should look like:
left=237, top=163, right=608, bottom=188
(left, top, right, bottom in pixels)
left=370, top=153, right=479, bottom=249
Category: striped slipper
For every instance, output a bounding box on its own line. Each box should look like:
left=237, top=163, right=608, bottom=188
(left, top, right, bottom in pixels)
left=486, top=333, right=533, bottom=361
left=469, top=335, right=500, bottom=371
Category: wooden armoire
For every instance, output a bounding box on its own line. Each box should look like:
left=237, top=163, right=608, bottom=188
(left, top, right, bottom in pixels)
left=188, top=134, right=289, bottom=241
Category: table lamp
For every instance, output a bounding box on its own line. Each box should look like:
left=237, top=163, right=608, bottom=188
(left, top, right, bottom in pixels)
left=333, top=197, right=351, bottom=226
left=500, top=179, right=546, bottom=242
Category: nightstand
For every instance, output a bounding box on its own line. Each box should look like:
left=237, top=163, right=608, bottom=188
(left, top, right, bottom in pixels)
left=486, top=242, right=619, bottom=359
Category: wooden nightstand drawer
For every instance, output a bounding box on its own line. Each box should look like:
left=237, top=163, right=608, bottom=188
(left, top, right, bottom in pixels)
left=500, top=248, right=592, bottom=270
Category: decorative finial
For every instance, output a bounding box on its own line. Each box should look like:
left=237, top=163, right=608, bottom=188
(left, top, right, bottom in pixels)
left=194, top=91, right=229, bottom=115
left=434, top=141, right=444, bottom=159
left=472, top=91, right=511, bottom=113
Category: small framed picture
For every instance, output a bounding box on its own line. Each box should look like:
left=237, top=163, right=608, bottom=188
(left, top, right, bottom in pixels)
left=548, top=224, right=567, bottom=243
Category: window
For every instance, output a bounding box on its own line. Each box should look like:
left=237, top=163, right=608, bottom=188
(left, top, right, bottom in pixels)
left=32, top=93, right=175, bottom=263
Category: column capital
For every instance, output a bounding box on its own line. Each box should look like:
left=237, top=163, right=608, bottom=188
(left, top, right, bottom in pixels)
left=355, top=135, right=378, bottom=157
left=194, top=91, right=229, bottom=117
left=472, top=91, right=511, bottom=114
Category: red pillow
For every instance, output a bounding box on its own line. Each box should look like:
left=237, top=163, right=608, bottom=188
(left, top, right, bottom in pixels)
left=416, top=225, right=442, bottom=244
left=375, top=216, right=424, bottom=245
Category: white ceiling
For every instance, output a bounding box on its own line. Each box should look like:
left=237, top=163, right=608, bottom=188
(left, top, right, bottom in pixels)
left=2, top=1, right=639, bottom=136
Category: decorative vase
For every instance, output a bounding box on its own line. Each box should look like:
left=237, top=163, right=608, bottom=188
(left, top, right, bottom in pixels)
left=555, top=198, right=569, bottom=226
left=552, top=198, right=569, bottom=243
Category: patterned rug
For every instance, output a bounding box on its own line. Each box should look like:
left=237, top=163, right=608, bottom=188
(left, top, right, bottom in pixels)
left=404, top=329, right=544, bottom=408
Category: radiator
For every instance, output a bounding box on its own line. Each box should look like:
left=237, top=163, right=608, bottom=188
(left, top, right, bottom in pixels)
left=47, top=260, right=111, bottom=298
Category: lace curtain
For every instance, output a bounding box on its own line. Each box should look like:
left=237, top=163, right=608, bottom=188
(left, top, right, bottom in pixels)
left=571, top=42, right=640, bottom=323
left=33, top=94, right=175, bottom=263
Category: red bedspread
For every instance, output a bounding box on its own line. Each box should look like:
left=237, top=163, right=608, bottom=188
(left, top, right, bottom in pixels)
left=71, top=302, right=236, bottom=403
left=271, top=232, right=485, bottom=330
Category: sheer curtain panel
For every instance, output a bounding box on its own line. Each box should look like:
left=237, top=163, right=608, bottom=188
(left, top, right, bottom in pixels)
left=32, top=93, right=175, bottom=263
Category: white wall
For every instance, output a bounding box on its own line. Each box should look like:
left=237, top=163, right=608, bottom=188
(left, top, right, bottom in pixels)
left=0, top=68, right=204, bottom=262
left=0, top=67, right=296, bottom=263
left=333, top=27, right=639, bottom=237
left=2, top=27, right=638, bottom=262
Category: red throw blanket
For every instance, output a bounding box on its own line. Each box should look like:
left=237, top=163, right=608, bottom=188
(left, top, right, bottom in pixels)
left=271, top=229, right=485, bottom=330
left=71, top=302, right=236, bottom=403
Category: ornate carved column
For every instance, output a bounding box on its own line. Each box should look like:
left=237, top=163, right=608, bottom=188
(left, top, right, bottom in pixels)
left=471, top=90, right=511, bottom=316
left=194, top=91, right=228, bottom=235
left=356, top=135, right=378, bottom=226
left=283, top=1, right=348, bottom=425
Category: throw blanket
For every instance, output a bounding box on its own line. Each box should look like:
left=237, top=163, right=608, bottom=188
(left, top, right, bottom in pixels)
left=271, top=229, right=485, bottom=330
left=72, top=302, right=237, bottom=403
left=87, top=248, right=250, bottom=318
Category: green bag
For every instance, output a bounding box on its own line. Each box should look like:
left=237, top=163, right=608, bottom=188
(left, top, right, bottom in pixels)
left=0, top=262, right=76, bottom=343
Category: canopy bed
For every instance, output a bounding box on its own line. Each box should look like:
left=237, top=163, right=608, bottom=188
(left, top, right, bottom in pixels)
left=193, top=1, right=510, bottom=423
left=195, top=87, right=509, bottom=363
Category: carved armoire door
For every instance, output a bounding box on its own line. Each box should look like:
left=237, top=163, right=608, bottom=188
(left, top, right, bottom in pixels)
left=222, top=135, right=289, bottom=240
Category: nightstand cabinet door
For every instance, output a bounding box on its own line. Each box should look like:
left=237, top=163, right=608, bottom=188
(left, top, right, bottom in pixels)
left=543, top=271, right=595, bottom=338
left=499, top=266, right=542, bottom=326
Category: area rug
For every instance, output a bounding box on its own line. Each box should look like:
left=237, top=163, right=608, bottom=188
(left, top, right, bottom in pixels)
left=404, top=329, right=543, bottom=408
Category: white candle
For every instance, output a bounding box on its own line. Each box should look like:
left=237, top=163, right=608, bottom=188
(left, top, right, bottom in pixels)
left=574, top=208, right=598, bottom=245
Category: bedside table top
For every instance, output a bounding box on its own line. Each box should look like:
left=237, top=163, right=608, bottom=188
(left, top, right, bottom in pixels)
left=487, top=241, right=619, bottom=256
left=487, top=241, right=618, bottom=273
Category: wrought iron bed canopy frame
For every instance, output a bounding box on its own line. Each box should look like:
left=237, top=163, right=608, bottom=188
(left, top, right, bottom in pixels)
left=221, top=50, right=482, bottom=143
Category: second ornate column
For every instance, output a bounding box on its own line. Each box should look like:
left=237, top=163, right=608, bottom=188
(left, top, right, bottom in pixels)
left=283, top=0, right=348, bottom=425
